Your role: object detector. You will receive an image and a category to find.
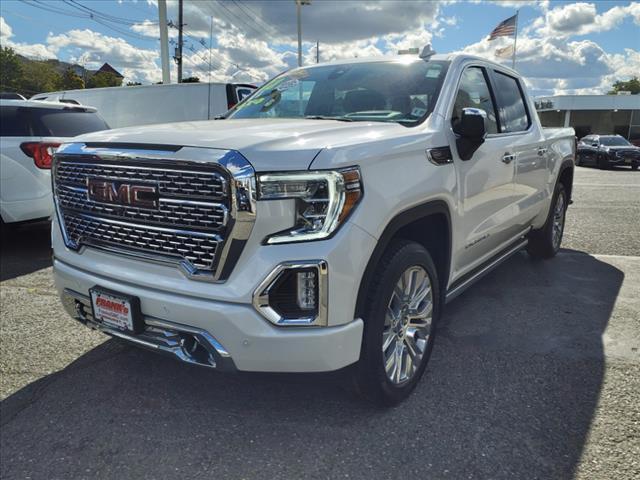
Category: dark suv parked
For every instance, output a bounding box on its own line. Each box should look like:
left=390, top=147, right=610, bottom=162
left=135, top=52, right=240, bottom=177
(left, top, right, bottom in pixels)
left=576, top=134, right=640, bottom=170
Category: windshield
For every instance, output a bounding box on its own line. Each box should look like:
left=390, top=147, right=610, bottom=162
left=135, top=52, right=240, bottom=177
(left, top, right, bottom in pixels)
left=599, top=136, right=631, bottom=146
left=228, top=60, right=449, bottom=126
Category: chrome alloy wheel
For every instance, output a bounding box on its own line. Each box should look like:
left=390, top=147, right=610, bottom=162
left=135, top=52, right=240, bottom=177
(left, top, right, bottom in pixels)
left=552, top=190, right=566, bottom=250
left=383, top=266, right=433, bottom=385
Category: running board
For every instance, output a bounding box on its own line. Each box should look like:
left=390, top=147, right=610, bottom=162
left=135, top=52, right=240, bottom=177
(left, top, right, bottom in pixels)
left=445, top=238, right=528, bottom=303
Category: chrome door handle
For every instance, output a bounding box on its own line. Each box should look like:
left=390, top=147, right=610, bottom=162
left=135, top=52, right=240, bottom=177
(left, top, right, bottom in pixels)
left=502, top=153, right=516, bottom=164
left=537, top=147, right=548, bottom=156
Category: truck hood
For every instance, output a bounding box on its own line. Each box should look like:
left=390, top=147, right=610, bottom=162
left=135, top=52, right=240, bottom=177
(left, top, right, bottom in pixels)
left=74, top=118, right=410, bottom=171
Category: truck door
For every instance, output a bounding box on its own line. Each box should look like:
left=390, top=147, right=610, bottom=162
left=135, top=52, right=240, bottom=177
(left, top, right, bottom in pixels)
left=447, top=66, right=521, bottom=277
left=488, top=69, right=545, bottom=227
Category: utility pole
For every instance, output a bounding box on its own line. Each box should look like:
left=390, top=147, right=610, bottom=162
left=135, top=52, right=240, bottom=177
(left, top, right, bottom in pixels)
left=158, top=0, right=170, bottom=84
left=295, top=0, right=311, bottom=67
left=316, top=40, right=319, bottom=64
left=177, top=0, right=183, bottom=83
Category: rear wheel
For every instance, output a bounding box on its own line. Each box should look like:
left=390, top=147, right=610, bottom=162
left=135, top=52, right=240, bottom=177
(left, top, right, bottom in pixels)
left=354, top=240, right=440, bottom=406
left=632, top=161, right=638, bottom=171
left=527, top=183, right=567, bottom=259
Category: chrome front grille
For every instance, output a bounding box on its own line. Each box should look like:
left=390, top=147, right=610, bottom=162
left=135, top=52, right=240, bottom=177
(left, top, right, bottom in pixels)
left=55, top=161, right=228, bottom=199
left=63, top=213, right=220, bottom=271
left=53, top=144, right=257, bottom=281
left=57, top=184, right=228, bottom=231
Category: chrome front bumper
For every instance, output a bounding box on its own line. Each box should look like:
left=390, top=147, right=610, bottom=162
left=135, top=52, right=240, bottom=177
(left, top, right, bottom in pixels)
left=61, top=289, right=237, bottom=371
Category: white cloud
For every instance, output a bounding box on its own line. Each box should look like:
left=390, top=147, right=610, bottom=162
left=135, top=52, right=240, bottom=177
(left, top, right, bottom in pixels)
left=460, top=29, right=639, bottom=96
left=529, top=2, right=640, bottom=38
left=0, top=16, right=57, bottom=59
left=47, top=29, right=162, bottom=83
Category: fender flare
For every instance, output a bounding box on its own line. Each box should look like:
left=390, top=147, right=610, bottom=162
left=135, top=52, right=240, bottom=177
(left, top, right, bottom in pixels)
left=557, top=158, right=575, bottom=203
left=354, top=199, right=452, bottom=319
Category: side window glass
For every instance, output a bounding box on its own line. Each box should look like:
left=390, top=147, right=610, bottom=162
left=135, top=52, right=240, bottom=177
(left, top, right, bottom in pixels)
left=452, top=67, right=498, bottom=134
left=492, top=71, right=531, bottom=133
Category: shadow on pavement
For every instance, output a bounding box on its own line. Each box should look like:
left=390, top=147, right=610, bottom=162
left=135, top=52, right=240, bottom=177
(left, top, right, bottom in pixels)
left=0, top=250, right=623, bottom=479
left=0, top=221, right=52, bottom=281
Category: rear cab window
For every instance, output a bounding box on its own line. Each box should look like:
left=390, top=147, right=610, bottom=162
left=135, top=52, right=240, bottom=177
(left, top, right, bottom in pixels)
left=490, top=71, right=531, bottom=133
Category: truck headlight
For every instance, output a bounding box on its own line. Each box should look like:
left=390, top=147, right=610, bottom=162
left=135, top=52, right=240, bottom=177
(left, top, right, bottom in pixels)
left=257, top=168, right=362, bottom=244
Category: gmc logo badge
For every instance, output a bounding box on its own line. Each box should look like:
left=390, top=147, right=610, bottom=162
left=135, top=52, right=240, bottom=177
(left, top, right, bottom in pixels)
left=87, top=178, right=159, bottom=209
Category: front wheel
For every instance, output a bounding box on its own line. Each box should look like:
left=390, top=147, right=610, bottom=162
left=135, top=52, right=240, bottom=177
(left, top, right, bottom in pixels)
left=597, top=154, right=610, bottom=170
left=354, top=240, right=440, bottom=406
left=632, top=161, right=638, bottom=171
left=527, top=183, right=567, bottom=259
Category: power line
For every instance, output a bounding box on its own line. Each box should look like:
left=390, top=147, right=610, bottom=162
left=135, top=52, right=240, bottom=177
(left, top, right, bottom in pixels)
left=20, top=0, right=158, bottom=42
left=231, top=0, right=280, bottom=38
left=210, top=0, right=268, bottom=39
left=65, top=0, right=158, bottom=26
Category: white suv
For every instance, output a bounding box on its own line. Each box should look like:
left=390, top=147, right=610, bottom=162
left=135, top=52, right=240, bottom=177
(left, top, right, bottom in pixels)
left=0, top=99, right=109, bottom=228
left=52, top=54, right=575, bottom=404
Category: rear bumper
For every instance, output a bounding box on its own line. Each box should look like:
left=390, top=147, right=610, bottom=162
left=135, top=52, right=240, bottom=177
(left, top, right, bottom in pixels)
left=1, top=193, right=53, bottom=223
left=54, top=258, right=364, bottom=373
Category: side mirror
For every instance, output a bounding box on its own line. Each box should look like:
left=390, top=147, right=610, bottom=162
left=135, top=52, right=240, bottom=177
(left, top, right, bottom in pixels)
left=453, top=108, right=487, bottom=160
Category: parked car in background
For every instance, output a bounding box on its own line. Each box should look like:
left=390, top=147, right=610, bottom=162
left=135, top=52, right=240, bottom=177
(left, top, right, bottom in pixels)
left=30, top=82, right=256, bottom=129
left=0, top=99, right=109, bottom=229
left=576, top=134, right=640, bottom=170
left=51, top=53, right=575, bottom=405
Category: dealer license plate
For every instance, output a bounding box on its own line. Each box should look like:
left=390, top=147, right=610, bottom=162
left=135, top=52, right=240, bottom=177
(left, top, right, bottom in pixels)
left=90, top=287, right=141, bottom=332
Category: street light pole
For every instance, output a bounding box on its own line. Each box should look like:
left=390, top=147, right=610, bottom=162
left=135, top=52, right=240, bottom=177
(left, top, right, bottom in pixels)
left=295, top=0, right=311, bottom=67
left=158, top=0, right=170, bottom=84
left=177, top=0, right=183, bottom=83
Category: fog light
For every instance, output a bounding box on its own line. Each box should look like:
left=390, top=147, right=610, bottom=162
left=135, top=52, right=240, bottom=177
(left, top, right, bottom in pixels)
left=253, top=261, right=328, bottom=326
left=297, top=270, right=317, bottom=310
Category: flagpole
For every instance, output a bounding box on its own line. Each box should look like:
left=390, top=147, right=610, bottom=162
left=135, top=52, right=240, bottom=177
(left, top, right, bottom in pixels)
left=512, top=9, right=519, bottom=70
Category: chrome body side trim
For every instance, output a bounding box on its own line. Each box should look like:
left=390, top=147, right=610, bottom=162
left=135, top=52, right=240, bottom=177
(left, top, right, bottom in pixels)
left=61, top=289, right=235, bottom=370
left=253, top=260, right=329, bottom=327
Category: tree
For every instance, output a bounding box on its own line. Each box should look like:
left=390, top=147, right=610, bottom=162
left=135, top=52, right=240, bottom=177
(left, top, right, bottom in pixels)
left=87, top=71, right=122, bottom=88
left=608, top=77, right=640, bottom=95
left=181, top=76, right=200, bottom=83
left=20, top=61, right=63, bottom=95
left=60, top=68, right=84, bottom=90
left=0, top=47, right=24, bottom=93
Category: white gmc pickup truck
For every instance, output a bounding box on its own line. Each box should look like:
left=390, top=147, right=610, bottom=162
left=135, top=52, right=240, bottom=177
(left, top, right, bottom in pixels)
left=52, top=53, right=575, bottom=405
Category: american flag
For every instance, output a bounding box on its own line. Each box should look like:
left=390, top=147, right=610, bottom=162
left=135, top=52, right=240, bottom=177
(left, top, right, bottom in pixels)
left=488, top=14, right=517, bottom=41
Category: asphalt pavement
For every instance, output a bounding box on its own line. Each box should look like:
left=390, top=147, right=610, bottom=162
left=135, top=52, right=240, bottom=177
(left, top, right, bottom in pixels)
left=1, top=165, right=638, bottom=480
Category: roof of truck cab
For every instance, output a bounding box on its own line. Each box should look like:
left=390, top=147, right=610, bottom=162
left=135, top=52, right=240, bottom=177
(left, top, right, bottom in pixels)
left=295, top=53, right=518, bottom=75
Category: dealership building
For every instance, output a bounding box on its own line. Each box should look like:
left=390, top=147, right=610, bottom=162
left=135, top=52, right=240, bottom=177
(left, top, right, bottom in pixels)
left=535, top=94, right=640, bottom=144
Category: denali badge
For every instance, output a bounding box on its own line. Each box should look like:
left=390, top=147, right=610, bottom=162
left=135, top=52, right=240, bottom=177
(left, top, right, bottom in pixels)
left=87, top=178, right=159, bottom=209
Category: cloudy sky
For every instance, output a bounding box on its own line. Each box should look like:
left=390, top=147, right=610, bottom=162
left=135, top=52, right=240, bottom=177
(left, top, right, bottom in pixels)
left=1, top=0, right=638, bottom=96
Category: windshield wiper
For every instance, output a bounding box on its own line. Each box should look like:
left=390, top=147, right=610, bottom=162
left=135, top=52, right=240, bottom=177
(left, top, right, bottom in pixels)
left=304, top=115, right=354, bottom=122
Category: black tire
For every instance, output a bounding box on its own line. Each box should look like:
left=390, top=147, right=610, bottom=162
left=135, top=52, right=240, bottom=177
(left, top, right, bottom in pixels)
left=632, top=162, right=638, bottom=171
left=0, top=217, right=11, bottom=241
left=527, top=183, right=567, bottom=259
left=353, top=240, right=441, bottom=406
left=597, top=154, right=610, bottom=170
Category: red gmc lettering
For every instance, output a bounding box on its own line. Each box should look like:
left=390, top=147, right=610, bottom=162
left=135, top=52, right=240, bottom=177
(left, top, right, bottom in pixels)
left=96, top=297, right=129, bottom=315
